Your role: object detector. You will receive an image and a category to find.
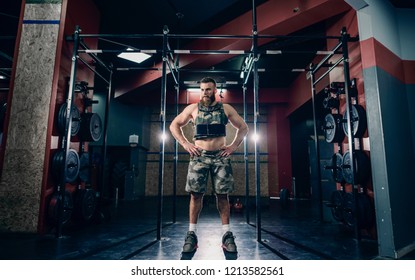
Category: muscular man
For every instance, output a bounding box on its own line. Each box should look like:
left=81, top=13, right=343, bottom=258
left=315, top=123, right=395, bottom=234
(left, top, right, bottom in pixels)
left=170, top=77, right=249, bottom=253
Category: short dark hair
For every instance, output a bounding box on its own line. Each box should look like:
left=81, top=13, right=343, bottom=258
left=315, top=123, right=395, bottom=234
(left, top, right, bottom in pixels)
left=200, top=77, right=216, bottom=86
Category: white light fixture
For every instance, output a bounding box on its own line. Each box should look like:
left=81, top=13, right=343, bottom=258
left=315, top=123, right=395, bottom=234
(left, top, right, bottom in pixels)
left=118, top=48, right=151, bottom=64
left=187, top=88, right=201, bottom=92
left=0, top=75, right=6, bottom=80
left=129, top=134, right=139, bottom=147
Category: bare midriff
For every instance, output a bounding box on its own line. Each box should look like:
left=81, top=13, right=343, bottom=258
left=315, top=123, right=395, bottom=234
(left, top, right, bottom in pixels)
left=195, top=136, right=226, bottom=151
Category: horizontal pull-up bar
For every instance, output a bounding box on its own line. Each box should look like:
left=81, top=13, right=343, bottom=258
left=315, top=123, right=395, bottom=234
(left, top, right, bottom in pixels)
left=76, top=33, right=251, bottom=40
left=179, top=68, right=241, bottom=73
left=78, top=49, right=339, bottom=56
left=71, top=34, right=164, bottom=39
left=113, top=66, right=311, bottom=73
left=257, top=34, right=358, bottom=41
left=74, top=33, right=358, bottom=41
left=116, top=67, right=161, bottom=71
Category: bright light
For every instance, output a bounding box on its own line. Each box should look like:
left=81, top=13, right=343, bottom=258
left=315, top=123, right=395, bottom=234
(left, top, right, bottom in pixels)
left=160, top=132, right=168, bottom=141
left=188, top=88, right=227, bottom=94
left=251, top=133, right=260, bottom=142
left=187, top=88, right=200, bottom=92
left=117, top=48, right=151, bottom=64
left=0, top=75, right=6, bottom=80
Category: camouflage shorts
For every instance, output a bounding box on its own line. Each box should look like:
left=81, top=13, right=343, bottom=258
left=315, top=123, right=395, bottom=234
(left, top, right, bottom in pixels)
left=185, top=150, right=234, bottom=194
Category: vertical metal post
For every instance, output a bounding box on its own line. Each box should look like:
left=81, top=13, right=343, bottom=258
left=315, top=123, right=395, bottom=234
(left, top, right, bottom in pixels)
left=157, top=26, right=169, bottom=240
left=172, top=28, right=181, bottom=224
left=56, top=25, right=80, bottom=238
left=309, top=64, right=324, bottom=222
left=252, top=0, right=261, bottom=242
left=341, top=27, right=360, bottom=241
left=172, top=84, right=179, bottom=223
left=243, top=85, right=250, bottom=224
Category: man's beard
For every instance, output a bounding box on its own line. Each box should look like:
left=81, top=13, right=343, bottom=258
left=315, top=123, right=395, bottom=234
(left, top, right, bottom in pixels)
left=200, top=95, right=215, bottom=106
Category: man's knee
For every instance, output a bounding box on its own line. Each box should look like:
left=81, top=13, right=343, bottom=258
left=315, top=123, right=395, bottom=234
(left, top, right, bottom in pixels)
left=190, top=192, right=204, bottom=201
left=216, top=194, right=229, bottom=207
left=216, top=193, right=228, bottom=200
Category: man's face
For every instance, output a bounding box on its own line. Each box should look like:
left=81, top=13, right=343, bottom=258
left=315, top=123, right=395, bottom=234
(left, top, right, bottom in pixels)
left=199, top=82, right=216, bottom=106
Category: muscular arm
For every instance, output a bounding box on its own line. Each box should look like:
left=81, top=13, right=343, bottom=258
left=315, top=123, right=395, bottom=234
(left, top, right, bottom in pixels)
left=169, top=104, right=201, bottom=156
left=221, top=104, right=249, bottom=156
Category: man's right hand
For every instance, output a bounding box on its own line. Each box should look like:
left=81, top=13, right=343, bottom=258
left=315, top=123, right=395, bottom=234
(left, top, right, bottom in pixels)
left=182, top=142, right=201, bottom=157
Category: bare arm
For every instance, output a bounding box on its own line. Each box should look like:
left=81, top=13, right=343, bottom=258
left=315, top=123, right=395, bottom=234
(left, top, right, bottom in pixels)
left=220, top=104, right=249, bottom=156
left=169, top=104, right=201, bottom=156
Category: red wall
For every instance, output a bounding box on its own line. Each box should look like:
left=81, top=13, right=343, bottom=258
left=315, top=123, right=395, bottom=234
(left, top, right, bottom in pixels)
left=267, top=105, right=292, bottom=196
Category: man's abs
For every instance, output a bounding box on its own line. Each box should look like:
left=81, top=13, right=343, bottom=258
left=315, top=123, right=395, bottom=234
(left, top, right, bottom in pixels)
left=195, top=137, right=226, bottom=151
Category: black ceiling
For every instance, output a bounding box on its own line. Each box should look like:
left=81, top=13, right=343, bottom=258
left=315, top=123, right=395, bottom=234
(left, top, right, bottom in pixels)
left=92, top=0, right=330, bottom=94
left=389, top=0, right=415, bottom=8
left=94, top=0, right=267, bottom=36
left=0, top=1, right=20, bottom=87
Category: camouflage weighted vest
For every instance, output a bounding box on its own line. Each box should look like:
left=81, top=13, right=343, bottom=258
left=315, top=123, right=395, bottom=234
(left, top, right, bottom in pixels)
left=194, top=102, right=228, bottom=140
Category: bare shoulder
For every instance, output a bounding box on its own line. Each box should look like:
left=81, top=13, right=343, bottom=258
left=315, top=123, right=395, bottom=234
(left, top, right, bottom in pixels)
left=186, top=103, right=198, bottom=111
left=172, top=103, right=198, bottom=126
left=223, top=103, right=238, bottom=116
left=183, top=103, right=198, bottom=116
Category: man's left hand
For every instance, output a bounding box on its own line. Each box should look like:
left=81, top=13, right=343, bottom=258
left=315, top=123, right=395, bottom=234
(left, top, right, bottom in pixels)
left=219, top=145, right=236, bottom=157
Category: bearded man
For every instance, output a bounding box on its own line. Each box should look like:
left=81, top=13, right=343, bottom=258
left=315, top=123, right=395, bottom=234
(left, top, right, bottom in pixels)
left=169, top=77, right=249, bottom=254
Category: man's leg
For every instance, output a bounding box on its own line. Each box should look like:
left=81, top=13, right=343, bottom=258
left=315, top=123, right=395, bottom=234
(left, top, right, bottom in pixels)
left=183, top=192, right=204, bottom=253
left=216, top=194, right=230, bottom=225
left=216, top=193, right=237, bottom=253
left=189, top=192, right=204, bottom=225
left=212, top=153, right=237, bottom=253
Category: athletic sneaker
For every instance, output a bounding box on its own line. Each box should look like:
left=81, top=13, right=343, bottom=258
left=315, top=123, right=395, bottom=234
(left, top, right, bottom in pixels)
left=182, top=231, right=198, bottom=253
left=222, top=231, right=237, bottom=253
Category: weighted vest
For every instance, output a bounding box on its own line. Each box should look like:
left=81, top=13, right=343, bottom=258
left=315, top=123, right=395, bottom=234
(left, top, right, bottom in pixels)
left=194, top=102, right=228, bottom=140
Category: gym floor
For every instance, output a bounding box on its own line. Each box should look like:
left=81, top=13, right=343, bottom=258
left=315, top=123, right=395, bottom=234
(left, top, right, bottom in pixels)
left=1, top=196, right=414, bottom=260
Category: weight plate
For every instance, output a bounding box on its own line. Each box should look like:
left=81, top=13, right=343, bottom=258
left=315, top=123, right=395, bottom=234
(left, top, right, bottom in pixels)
left=57, top=103, right=81, bottom=136
left=80, top=113, right=102, bottom=142
left=341, top=191, right=375, bottom=230
left=52, top=149, right=80, bottom=183
left=74, top=188, right=96, bottom=222
left=323, top=113, right=344, bottom=143
left=342, top=150, right=371, bottom=185
left=48, top=191, right=73, bottom=225
left=331, top=153, right=344, bottom=183
left=342, top=104, right=367, bottom=138
left=341, top=192, right=355, bottom=228
left=342, top=151, right=352, bottom=184
left=330, top=190, right=344, bottom=222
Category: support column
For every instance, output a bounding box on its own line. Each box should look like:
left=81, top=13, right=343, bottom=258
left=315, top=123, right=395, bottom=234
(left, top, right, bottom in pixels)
left=0, top=0, right=63, bottom=232
left=355, top=0, right=415, bottom=258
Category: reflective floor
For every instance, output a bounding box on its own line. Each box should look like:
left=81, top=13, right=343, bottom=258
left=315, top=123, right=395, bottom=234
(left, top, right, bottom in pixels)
left=1, top=196, right=414, bottom=260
